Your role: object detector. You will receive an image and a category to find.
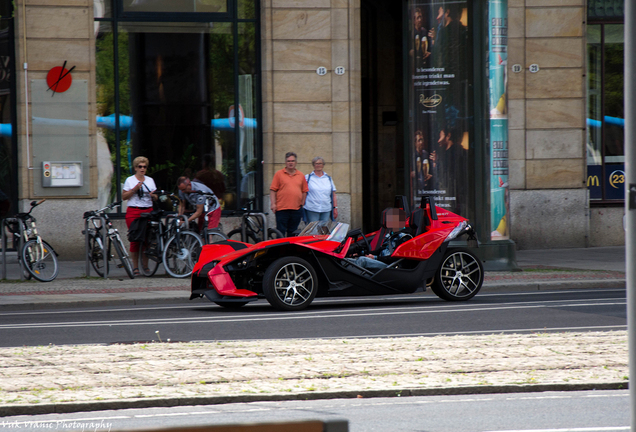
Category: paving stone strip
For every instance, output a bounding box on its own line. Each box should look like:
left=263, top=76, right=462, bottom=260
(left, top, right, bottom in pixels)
left=0, top=331, right=627, bottom=410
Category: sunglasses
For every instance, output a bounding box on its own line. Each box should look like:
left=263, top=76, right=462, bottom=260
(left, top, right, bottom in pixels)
left=137, top=165, right=147, bottom=169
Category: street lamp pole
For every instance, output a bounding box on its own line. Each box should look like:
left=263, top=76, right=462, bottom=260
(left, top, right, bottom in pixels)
left=624, top=0, right=636, bottom=426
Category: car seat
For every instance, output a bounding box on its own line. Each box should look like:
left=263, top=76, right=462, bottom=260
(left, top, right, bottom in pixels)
left=393, top=195, right=411, bottom=220
left=367, top=207, right=407, bottom=255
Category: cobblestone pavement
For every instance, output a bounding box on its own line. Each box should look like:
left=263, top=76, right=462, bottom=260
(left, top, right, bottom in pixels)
left=0, top=331, right=627, bottom=416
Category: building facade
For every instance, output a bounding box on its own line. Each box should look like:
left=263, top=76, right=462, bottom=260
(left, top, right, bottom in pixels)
left=0, top=0, right=624, bottom=260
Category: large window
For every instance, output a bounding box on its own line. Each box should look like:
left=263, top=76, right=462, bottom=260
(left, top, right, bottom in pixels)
left=587, top=19, right=624, bottom=202
left=95, top=0, right=260, bottom=212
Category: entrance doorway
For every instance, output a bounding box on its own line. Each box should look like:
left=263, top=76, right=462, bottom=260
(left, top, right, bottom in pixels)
left=361, top=0, right=404, bottom=232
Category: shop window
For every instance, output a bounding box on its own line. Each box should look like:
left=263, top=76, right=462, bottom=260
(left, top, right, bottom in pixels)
left=95, top=0, right=260, bottom=212
left=586, top=23, right=624, bottom=202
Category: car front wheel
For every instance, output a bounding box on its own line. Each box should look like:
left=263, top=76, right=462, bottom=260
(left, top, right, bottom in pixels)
left=431, top=248, right=483, bottom=301
left=263, top=257, right=318, bottom=311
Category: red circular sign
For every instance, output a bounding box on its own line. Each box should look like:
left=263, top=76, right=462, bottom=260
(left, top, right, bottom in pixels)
left=46, top=66, right=73, bottom=93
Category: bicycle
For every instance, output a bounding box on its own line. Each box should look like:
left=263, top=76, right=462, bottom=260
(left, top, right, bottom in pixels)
left=139, top=191, right=204, bottom=278
left=188, top=191, right=228, bottom=244
left=82, top=201, right=135, bottom=279
left=227, top=199, right=284, bottom=243
left=4, top=199, right=59, bottom=282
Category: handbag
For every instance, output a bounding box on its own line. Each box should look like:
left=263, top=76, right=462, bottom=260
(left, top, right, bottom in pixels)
left=127, top=214, right=150, bottom=242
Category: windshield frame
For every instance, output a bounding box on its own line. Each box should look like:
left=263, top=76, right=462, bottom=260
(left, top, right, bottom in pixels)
left=298, top=221, right=350, bottom=242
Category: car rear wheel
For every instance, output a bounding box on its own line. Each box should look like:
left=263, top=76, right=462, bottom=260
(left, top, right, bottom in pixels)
left=431, top=248, right=483, bottom=301
left=263, top=257, right=318, bottom=311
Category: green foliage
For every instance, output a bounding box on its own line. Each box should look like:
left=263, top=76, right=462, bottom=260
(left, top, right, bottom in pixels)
left=96, top=31, right=131, bottom=116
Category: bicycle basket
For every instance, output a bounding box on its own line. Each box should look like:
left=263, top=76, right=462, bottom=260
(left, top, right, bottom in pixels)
left=155, top=192, right=180, bottom=212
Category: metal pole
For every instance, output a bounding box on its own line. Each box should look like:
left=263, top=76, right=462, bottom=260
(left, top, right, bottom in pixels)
left=85, top=218, right=90, bottom=277
left=624, top=0, right=636, bottom=426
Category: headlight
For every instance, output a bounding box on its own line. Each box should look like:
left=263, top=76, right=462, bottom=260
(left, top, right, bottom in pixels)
left=198, top=261, right=217, bottom=277
left=445, top=221, right=467, bottom=242
left=228, top=250, right=268, bottom=270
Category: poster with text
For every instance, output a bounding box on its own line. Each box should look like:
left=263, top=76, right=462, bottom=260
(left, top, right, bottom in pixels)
left=408, top=1, right=472, bottom=215
left=488, top=0, right=509, bottom=240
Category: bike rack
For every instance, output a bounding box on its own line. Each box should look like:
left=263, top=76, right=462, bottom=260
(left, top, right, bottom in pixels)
left=241, top=212, right=268, bottom=242
left=84, top=216, right=109, bottom=279
left=1, top=218, right=27, bottom=281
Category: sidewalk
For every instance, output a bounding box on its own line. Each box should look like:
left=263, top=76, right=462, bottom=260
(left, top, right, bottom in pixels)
left=0, top=246, right=626, bottom=311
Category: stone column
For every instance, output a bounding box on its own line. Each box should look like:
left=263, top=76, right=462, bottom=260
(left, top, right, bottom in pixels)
left=261, top=0, right=362, bottom=227
left=508, top=0, right=588, bottom=249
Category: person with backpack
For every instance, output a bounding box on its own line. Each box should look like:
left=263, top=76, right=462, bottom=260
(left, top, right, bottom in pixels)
left=304, top=156, right=338, bottom=222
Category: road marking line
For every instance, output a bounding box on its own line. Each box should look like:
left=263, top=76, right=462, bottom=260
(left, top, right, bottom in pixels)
left=0, top=301, right=626, bottom=330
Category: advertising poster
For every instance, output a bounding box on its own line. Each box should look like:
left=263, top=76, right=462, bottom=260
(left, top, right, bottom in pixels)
left=488, top=0, right=509, bottom=240
left=407, top=1, right=471, bottom=214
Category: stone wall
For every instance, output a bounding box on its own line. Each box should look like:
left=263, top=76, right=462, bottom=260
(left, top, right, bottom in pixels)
left=15, top=0, right=96, bottom=199
left=261, top=0, right=362, bottom=228
left=12, top=0, right=96, bottom=259
left=508, top=0, right=589, bottom=249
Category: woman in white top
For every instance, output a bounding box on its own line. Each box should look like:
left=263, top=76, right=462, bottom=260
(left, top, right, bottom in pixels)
left=122, top=156, right=157, bottom=275
left=304, top=156, right=338, bottom=222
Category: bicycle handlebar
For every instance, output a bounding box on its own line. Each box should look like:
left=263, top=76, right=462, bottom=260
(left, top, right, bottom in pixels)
left=83, top=201, right=122, bottom=219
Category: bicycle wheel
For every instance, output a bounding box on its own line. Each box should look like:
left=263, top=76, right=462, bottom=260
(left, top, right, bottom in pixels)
left=227, top=228, right=259, bottom=244
left=21, top=239, right=59, bottom=282
left=139, top=229, right=160, bottom=277
left=88, top=235, right=108, bottom=277
left=112, top=235, right=135, bottom=279
left=267, top=228, right=285, bottom=240
left=205, top=228, right=228, bottom=244
left=162, top=231, right=204, bottom=278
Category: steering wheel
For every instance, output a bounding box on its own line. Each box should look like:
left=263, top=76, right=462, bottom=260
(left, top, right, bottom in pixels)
left=387, top=232, right=413, bottom=254
left=336, top=228, right=370, bottom=256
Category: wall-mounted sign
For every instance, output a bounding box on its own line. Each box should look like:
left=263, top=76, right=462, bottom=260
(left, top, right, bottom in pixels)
left=46, top=61, right=75, bottom=95
left=316, top=67, right=327, bottom=76
left=42, top=161, right=83, bottom=187
left=334, top=66, right=346, bottom=75
left=529, top=64, right=540, bottom=73
left=511, top=64, right=522, bottom=73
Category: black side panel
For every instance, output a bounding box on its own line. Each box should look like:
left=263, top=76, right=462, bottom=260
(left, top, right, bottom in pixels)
left=371, top=247, right=445, bottom=291
left=314, top=255, right=402, bottom=296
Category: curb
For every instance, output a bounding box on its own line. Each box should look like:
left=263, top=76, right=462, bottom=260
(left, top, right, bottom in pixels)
left=0, top=280, right=626, bottom=311
left=0, top=382, right=627, bottom=417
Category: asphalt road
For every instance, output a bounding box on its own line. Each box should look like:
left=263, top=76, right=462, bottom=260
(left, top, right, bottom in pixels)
left=1, top=389, right=629, bottom=432
left=0, top=287, right=626, bottom=347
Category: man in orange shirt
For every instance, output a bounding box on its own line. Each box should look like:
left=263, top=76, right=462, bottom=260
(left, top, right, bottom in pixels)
left=270, top=152, right=309, bottom=236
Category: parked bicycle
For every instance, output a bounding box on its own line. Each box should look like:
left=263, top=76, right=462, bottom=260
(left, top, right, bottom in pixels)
left=140, top=191, right=204, bottom=278
left=227, top=199, right=284, bottom=243
left=4, top=199, right=59, bottom=282
left=187, top=191, right=228, bottom=244
left=83, top=201, right=135, bottom=279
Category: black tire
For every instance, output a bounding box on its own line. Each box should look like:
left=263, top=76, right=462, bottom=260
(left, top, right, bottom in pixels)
left=162, top=231, right=204, bottom=278
left=21, top=240, right=59, bottom=282
left=112, top=237, right=135, bottom=279
left=139, top=230, right=161, bottom=277
left=228, top=228, right=259, bottom=244
left=262, top=257, right=318, bottom=311
left=267, top=227, right=285, bottom=240
left=214, top=301, right=249, bottom=309
left=88, top=235, right=108, bottom=277
left=431, top=248, right=483, bottom=301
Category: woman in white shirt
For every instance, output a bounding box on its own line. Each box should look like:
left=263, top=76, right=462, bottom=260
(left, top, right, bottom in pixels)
left=304, top=156, right=338, bottom=222
left=122, top=156, right=157, bottom=275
